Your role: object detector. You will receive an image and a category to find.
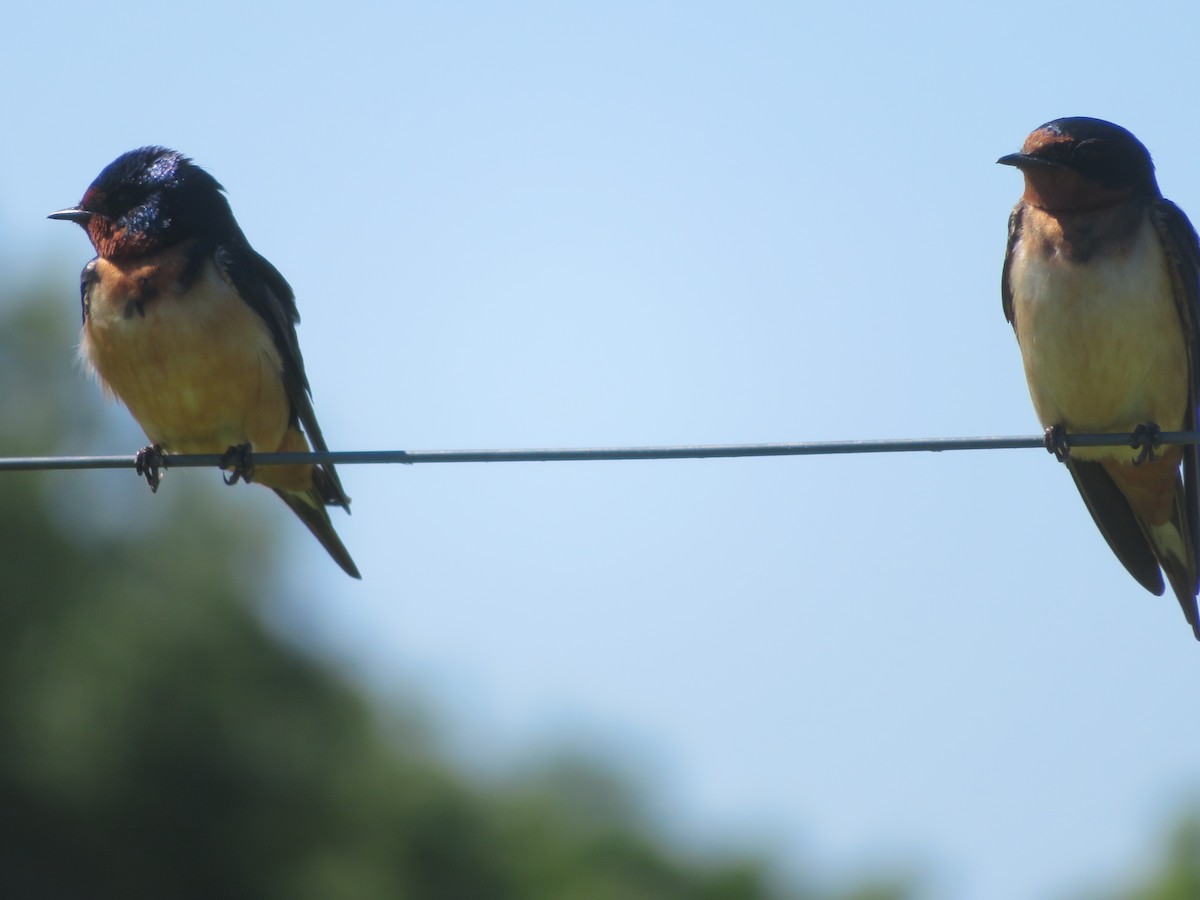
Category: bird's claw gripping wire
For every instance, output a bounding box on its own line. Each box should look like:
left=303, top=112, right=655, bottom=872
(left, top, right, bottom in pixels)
left=220, top=443, right=256, bottom=486
left=1043, top=425, right=1070, bottom=462
left=135, top=444, right=166, bottom=493
left=1131, top=423, right=1162, bottom=465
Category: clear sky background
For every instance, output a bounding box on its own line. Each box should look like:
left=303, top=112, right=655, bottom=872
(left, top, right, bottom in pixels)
left=4, top=3, right=1198, bottom=898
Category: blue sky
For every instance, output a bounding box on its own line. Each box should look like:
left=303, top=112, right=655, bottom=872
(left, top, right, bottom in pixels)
left=5, top=3, right=1200, bottom=897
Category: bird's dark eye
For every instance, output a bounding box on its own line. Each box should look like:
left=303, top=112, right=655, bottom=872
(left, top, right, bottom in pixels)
left=1073, top=139, right=1103, bottom=164
left=110, top=188, right=140, bottom=212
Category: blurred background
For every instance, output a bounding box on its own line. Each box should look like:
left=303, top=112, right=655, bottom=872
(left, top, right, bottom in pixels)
left=2, top=2, right=1199, bottom=898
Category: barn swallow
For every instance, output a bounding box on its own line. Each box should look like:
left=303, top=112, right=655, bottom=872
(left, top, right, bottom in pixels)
left=1000, top=117, right=1200, bottom=637
left=50, top=147, right=360, bottom=578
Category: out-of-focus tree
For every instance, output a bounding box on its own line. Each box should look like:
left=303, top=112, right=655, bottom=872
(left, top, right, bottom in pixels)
left=1077, top=814, right=1200, bottom=900
left=0, top=284, right=912, bottom=900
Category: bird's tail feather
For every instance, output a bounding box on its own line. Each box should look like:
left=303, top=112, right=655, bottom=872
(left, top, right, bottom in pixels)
left=1088, top=454, right=1199, bottom=638
left=1147, top=493, right=1199, bottom=639
left=1067, top=458, right=1164, bottom=595
left=274, top=487, right=361, bottom=579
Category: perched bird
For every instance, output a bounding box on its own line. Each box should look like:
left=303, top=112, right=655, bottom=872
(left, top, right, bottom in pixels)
left=51, top=147, right=360, bottom=578
left=1000, top=117, right=1200, bottom=637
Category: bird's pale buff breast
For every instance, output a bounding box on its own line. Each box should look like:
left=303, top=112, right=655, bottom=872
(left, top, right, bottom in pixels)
left=80, top=250, right=293, bottom=455
left=1010, top=209, right=1189, bottom=462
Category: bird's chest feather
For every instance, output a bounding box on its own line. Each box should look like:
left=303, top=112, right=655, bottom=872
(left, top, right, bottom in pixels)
left=80, top=249, right=291, bottom=453
left=1010, top=213, right=1188, bottom=459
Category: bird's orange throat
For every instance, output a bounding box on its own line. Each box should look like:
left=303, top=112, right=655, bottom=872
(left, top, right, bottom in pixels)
left=1020, top=167, right=1134, bottom=215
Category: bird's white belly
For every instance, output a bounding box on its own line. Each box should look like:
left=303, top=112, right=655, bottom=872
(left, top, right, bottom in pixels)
left=1010, top=224, right=1188, bottom=462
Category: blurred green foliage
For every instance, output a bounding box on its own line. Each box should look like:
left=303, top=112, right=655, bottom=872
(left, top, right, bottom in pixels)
left=1084, top=815, right=1200, bottom=900
left=0, top=287, right=914, bottom=899
left=1, top=284, right=1197, bottom=900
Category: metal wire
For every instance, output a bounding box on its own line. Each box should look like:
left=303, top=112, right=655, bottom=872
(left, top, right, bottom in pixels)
left=0, top=431, right=1195, bottom=472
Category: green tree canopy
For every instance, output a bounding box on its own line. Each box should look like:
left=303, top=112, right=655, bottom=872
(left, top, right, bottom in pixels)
left=0, top=285, right=910, bottom=899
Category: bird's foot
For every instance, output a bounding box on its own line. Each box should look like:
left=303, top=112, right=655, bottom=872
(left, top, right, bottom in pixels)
left=1043, top=425, right=1070, bottom=462
left=135, top=444, right=167, bottom=493
left=1131, top=423, right=1162, bottom=465
left=220, top=443, right=256, bottom=486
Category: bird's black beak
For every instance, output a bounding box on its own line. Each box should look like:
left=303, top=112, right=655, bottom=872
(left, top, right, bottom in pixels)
left=48, top=207, right=93, bottom=224
left=996, top=152, right=1060, bottom=170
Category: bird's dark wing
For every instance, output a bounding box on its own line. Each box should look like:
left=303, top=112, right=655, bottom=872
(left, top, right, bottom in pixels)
left=1151, top=199, right=1200, bottom=634
left=216, top=241, right=351, bottom=510
left=1065, top=458, right=1164, bottom=596
left=1001, top=205, right=1023, bottom=327
left=1152, top=200, right=1200, bottom=400
left=80, top=258, right=98, bottom=324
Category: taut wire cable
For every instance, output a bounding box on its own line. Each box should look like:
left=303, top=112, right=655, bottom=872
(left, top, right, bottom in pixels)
left=0, top=431, right=1195, bottom=473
